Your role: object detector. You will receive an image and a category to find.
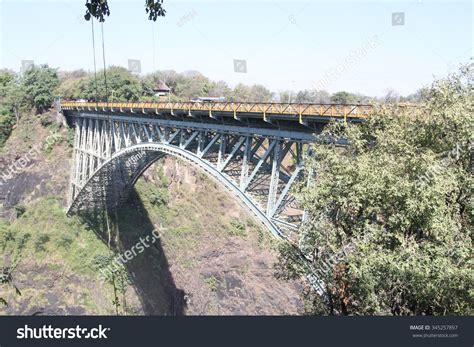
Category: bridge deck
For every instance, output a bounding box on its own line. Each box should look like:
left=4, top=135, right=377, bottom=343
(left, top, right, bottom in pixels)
left=61, top=101, right=374, bottom=123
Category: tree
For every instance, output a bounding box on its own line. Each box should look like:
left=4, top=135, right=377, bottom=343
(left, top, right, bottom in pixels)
left=0, top=69, right=25, bottom=121
left=228, top=84, right=273, bottom=102
left=383, top=88, right=400, bottom=104
left=400, top=87, right=430, bottom=104
left=175, top=71, right=210, bottom=101
left=0, top=107, right=14, bottom=147
left=80, top=67, right=143, bottom=102
left=208, top=80, right=231, bottom=98
left=84, top=0, right=165, bottom=22
left=293, top=90, right=332, bottom=104
left=230, top=84, right=252, bottom=102
left=21, top=65, right=59, bottom=113
left=330, top=91, right=357, bottom=104
left=248, top=84, right=274, bottom=102
left=276, top=66, right=473, bottom=315
left=295, top=90, right=314, bottom=103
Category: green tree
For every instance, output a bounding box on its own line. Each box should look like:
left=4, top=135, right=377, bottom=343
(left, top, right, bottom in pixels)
left=208, top=80, right=231, bottom=98
left=174, top=72, right=211, bottom=100
left=276, top=66, right=473, bottom=315
left=248, top=84, right=274, bottom=102
left=228, top=84, right=273, bottom=102
left=0, top=70, right=25, bottom=145
left=229, top=83, right=252, bottom=101
left=81, top=67, right=143, bottom=102
left=0, top=69, right=24, bottom=120
left=330, top=91, right=357, bottom=104
left=56, top=70, right=89, bottom=100
left=21, top=65, right=59, bottom=113
left=0, top=107, right=14, bottom=147
left=293, top=90, right=331, bottom=103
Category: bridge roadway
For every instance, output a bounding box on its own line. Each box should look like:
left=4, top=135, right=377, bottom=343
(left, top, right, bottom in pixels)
left=61, top=101, right=374, bottom=242
left=61, top=101, right=373, bottom=124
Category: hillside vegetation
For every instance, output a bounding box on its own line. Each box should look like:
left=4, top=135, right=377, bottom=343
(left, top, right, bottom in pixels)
left=0, top=110, right=302, bottom=315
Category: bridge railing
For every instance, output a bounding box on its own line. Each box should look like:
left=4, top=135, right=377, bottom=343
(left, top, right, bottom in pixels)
left=61, top=101, right=376, bottom=120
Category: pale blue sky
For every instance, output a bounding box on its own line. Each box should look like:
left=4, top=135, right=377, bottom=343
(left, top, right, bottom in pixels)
left=1, top=0, right=472, bottom=96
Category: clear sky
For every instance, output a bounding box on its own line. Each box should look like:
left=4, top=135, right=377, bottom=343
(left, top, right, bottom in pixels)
left=0, top=0, right=472, bottom=96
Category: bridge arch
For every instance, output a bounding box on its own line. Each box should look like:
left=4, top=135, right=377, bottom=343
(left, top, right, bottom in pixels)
left=68, top=143, right=284, bottom=238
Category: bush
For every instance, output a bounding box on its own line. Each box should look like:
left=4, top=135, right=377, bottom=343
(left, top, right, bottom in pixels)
left=42, top=134, right=63, bottom=153
left=149, top=189, right=168, bottom=206
left=0, top=108, right=14, bottom=147
left=33, top=233, right=50, bottom=252
left=14, top=204, right=26, bottom=218
left=228, top=219, right=246, bottom=236
left=40, top=114, right=53, bottom=127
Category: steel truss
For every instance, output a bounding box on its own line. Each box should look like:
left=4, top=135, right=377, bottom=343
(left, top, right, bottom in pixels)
left=67, top=112, right=314, bottom=239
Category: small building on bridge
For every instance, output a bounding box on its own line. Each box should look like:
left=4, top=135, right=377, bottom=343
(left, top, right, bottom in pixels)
left=154, top=80, right=171, bottom=97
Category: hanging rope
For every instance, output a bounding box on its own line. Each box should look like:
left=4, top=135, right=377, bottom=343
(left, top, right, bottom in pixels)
left=91, top=18, right=99, bottom=104
left=101, top=22, right=109, bottom=103
left=152, top=21, right=156, bottom=71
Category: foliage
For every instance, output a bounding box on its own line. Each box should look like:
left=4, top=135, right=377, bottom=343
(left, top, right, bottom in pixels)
left=40, top=114, right=53, bottom=127
left=276, top=66, right=473, bottom=315
left=228, top=83, right=273, bottom=102
left=84, top=0, right=165, bottom=22
left=228, top=219, right=247, bottom=236
left=204, top=275, right=220, bottom=292
left=0, top=219, right=27, bottom=307
left=3, top=197, right=111, bottom=276
left=0, top=70, right=24, bottom=145
left=56, top=72, right=89, bottom=100
left=21, top=65, right=59, bottom=113
left=149, top=189, right=169, bottom=206
left=330, top=91, right=358, bottom=104
left=0, top=107, right=14, bottom=147
left=66, top=127, right=75, bottom=148
left=83, top=67, right=144, bottom=102
left=42, top=134, right=64, bottom=153
left=14, top=204, right=26, bottom=218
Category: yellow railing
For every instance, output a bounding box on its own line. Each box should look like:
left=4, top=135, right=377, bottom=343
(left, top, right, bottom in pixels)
left=60, top=101, right=375, bottom=120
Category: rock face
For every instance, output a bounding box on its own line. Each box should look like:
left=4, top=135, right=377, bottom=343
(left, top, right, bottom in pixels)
left=0, top=114, right=304, bottom=315
left=0, top=114, right=70, bottom=219
left=141, top=157, right=304, bottom=315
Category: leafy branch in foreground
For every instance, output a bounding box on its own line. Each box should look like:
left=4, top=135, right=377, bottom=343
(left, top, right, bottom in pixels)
left=84, top=0, right=165, bottom=22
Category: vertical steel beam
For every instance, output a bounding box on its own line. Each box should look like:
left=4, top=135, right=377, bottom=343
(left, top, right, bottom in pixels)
left=239, top=136, right=251, bottom=189
left=196, top=131, right=205, bottom=156
left=266, top=140, right=282, bottom=216
left=218, top=133, right=227, bottom=167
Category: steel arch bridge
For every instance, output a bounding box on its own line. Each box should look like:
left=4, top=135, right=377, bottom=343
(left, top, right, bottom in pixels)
left=62, top=101, right=372, bottom=239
